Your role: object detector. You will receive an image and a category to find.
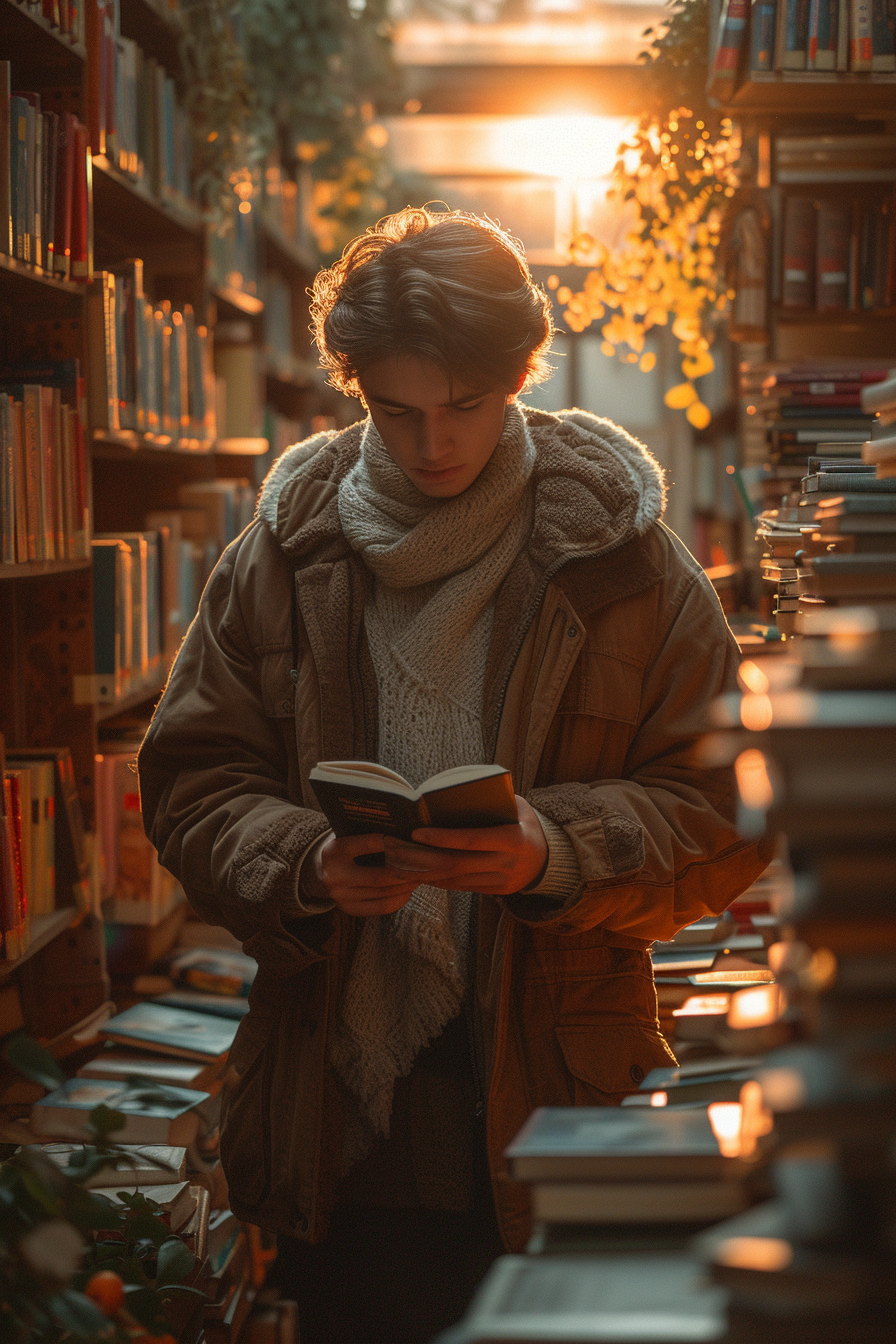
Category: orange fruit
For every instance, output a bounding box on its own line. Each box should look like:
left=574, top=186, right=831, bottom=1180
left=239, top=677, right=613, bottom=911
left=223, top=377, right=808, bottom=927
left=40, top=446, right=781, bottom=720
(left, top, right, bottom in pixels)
left=84, top=1269, right=125, bottom=1314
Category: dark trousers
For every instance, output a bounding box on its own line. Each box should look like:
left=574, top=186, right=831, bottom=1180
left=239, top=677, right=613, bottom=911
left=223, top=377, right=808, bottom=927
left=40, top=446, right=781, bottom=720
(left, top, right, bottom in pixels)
left=269, top=1205, right=505, bottom=1344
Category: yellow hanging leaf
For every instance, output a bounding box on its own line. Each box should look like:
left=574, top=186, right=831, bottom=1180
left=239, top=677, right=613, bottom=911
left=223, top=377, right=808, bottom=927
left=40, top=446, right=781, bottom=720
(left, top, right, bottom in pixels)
left=665, top=382, right=698, bottom=409
left=686, top=400, right=712, bottom=429
left=640, top=352, right=657, bottom=372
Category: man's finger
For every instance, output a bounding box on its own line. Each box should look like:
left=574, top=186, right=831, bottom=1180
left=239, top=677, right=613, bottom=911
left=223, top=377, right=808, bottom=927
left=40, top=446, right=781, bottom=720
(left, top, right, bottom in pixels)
left=411, top=825, right=516, bottom=851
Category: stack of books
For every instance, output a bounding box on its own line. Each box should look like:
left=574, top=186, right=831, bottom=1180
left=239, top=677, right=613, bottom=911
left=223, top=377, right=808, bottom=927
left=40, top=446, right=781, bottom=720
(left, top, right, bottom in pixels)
left=688, top=619, right=896, bottom=1341
left=2, top=67, right=92, bottom=280
left=0, top=360, right=90, bottom=564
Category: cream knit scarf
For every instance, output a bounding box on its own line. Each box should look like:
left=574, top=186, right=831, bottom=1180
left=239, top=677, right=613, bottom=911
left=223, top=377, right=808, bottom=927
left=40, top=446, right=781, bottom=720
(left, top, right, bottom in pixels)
left=331, top=401, right=536, bottom=1168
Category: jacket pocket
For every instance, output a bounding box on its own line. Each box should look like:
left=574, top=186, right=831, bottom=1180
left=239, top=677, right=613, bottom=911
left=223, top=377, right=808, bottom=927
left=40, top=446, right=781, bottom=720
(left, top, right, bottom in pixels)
left=220, top=1007, right=279, bottom=1205
left=557, top=647, right=645, bottom=725
left=554, top=1022, right=676, bottom=1106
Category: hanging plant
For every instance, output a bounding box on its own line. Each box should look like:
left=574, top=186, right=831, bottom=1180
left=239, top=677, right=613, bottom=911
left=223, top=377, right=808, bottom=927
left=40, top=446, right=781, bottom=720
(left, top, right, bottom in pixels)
left=557, top=0, right=741, bottom=428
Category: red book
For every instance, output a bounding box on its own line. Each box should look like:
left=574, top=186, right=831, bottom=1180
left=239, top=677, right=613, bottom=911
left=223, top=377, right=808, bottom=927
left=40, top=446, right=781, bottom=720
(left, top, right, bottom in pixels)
left=84, top=0, right=105, bottom=156
left=782, top=197, right=816, bottom=307
left=2, top=776, right=26, bottom=961
left=708, top=0, right=750, bottom=100
left=54, top=112, right=75, bottom=278
left=70, top=119, right=90, bottom=281
left=816, top=200, right=852, bottom=310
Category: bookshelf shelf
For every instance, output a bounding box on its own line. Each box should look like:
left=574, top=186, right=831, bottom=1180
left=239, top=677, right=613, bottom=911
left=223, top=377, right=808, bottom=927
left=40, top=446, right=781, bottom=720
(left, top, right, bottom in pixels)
left=95, top=671, right=169, bottom=722
left=773, top=306, right=896, bottom=324
left=120, top=0, right=183, bottom=59
left=0, top=559, right=92, bottom=580
left=0, top=252, right=86, bottom=299
left=0, top=0, right=85, bottom=73
left=211, top=284, right=265, bottom=317
left=92, top=154, right=203, bottom=243
left=729, top=72, right=896, bottom=114
left=92, top=428, right=214, bottom=457
left=0, top=906, right=76, bottom=983
left=215, top=437, right=271, bottom=456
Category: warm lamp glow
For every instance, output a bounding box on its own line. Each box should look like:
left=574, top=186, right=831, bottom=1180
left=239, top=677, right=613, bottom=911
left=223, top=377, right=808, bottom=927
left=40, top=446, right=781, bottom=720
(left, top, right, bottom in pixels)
left=650, top=1091, right=668, bottom=1107
left=738, top=661, right=770, bottom=695
left=735, top=749, right=775, bottom=810
left=673, top=994, right=731, bottom=1017
left=715, top=1236, right=794, bottom=1272
left=708, top=1102, right=743, bottom=1158
left=727, top=984, right=784, bottom=1030
left=758, top=1066, right=805, bottom=1112
left=740, top=694, right=774, bottom=732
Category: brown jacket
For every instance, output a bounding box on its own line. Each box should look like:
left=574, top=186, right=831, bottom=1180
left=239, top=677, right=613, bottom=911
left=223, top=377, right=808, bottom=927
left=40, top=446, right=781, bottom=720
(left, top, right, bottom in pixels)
left=138, top=407, right=770, bottom=1250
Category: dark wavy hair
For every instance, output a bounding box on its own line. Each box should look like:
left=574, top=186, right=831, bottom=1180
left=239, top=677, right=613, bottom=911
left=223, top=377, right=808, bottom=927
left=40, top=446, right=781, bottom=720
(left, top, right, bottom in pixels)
left=310, top=206, right=555, bottom=398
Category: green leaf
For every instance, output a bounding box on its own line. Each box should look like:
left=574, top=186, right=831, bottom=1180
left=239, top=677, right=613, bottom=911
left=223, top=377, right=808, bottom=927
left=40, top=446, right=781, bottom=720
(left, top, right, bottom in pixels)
left=155, top=1236, right=195, bottom=1286
left=89, top=1104, right=126, bottom=1136
left=3, top=1034, right=66, bottom=1090
left=46, top=1290, right=109, bottom=1337
left=123, top=1286, right=172, bottom=1333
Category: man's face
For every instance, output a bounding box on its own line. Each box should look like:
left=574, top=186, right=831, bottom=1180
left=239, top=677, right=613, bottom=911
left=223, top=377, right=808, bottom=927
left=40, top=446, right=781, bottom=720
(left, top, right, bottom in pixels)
left=359, top=356, right=514, bottom=498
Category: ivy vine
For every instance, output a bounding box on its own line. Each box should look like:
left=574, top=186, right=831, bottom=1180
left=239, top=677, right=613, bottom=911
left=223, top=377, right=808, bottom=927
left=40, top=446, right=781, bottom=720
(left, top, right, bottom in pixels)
left=558, top=0, right=741, bottom=427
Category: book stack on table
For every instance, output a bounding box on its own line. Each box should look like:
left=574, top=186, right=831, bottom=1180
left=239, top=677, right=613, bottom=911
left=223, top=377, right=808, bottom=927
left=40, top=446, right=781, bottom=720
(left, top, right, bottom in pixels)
left=690, top=617, right=896, bottom=1341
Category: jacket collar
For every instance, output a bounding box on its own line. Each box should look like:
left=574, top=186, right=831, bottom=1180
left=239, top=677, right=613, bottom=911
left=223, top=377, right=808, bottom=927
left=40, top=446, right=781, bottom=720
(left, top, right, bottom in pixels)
left=256, top=406, right=666, bottom=574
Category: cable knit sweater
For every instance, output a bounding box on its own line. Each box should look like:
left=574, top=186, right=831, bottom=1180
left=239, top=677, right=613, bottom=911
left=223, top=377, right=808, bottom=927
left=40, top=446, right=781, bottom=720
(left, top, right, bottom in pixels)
left=326, top=403, right=579, bottom=1169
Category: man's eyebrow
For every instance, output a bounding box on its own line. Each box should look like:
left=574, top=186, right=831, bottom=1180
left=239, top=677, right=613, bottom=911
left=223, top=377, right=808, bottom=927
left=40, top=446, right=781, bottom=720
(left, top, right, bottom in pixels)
left=369, top=392, right=486, bottom=410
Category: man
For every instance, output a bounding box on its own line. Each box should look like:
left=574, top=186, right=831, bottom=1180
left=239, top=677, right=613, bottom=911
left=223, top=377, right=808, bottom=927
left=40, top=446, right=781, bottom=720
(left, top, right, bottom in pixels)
left=139, top=207, right=770, bottom=1342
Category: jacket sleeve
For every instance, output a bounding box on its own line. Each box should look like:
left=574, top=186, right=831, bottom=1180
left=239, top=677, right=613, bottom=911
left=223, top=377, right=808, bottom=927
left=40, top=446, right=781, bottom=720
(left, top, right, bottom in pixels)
left=137, top=525, right=332, bottom=977
left=520, top=561, right=773, bottom=941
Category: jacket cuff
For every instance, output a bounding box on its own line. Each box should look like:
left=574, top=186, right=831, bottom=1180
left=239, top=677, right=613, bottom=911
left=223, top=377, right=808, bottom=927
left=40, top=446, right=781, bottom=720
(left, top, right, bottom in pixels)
left=230, top=807, right=332, bottom=912
left=293, top=833, right=337, bottom=915
left=522, top=810, right=582, bottom=905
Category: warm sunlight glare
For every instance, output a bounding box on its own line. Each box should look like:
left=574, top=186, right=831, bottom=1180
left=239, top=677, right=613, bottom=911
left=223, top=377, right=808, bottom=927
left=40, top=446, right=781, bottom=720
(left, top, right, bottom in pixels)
left=708, top=1102, right=743, bottom=1158
left=492, top=115, right=631, bottom=181
left=738, top=661, right=770, bottom=695
left=715, top=1237, right=794, bottom=1272
left=673, top=994, right=731, bottom=1017
left=727, top=984, right=784, bottom=1030
left=734, top=749, right=775, bottom=810
left=650, top=1091, right=668, bottom=1107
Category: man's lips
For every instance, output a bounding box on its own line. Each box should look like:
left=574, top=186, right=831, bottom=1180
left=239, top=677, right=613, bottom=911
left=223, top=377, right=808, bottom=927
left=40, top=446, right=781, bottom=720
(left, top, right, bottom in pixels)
left=413, top=464, right=463, bottom=480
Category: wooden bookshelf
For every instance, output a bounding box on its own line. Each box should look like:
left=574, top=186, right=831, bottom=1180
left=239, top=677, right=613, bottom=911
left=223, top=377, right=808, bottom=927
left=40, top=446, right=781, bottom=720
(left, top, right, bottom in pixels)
left=96, top=671, right=168, bottom=722
left=211, top=283, right=265, bottom=317
left=0, top=558, right=92, bottom=579
left=729, top=72, right=896, bottom=115
left=0, top=906, right=77, bottom=983
left=0, top=251, right=86, bottom=297
left=0, top=0, right=86, bottom=71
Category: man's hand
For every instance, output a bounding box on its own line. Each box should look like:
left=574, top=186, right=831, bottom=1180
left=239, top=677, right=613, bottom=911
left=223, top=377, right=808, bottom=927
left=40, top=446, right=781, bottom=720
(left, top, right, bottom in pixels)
left=307, top=832, right=432, bottom=917
left=407, top=794, right=549, bottom=896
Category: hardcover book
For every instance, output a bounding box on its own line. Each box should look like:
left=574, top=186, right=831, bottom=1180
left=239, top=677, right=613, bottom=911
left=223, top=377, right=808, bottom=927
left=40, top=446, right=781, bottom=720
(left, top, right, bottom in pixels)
left=30, top=1077, right=209, bottom=1145
left=309, top=761, right=518, bottom=845
left=99, top=1001, right=240, bottom=1063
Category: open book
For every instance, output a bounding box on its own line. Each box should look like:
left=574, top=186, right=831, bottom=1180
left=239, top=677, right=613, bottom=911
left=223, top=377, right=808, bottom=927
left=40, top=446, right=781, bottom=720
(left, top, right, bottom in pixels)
left=309, top=761, right=518, bottom=845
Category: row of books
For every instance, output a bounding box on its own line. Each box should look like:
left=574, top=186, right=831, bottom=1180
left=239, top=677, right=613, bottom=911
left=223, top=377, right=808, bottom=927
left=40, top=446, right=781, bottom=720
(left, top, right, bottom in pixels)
left=0, top=739, right=89, bottom=961
left=709, top=0, right=896, bottom=102
left=208, top=201, right=261, bottom=301
left=0, top=363, right=90, bottom=564
left=1, top=68, right=92, bottom=278
left=780, top=191, right=894, bottom=313
left=89, top=0, right=193, bottom=209
left=261, top=152, right=314, bottom=261
left=91, top=483, right=256, bottom=707
left=13, top=0, right=87, bottom=45
left=89, top=265, right=216, bottom=444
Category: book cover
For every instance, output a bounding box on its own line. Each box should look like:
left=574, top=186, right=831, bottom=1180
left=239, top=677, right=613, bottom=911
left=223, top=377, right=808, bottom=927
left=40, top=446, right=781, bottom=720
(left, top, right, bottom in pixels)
left=100, top=1001, right=240, bottom=1062
left=0, top=62, right=10, bottom=256
left=170, top=946, right=258, bottom=998
left=54, top=112, right=75, bottom=278
left=850, top=0, right=873, bottom=66
left=783, top=0, right=811, bottom=65
left=27, top=1142, right=187, bottom=1188
left=309, top=762, right=517, bottom=846
left=7, top=746, right=89, bottom=901
left=807, top=0, right=838, bottom=64
left=78, top=1048, right=225, bottom=1093
left=815, top=200, right=852, bottom=310
left=708, top=0, right=751, bottom=100
left=505, top=1107, right=746, bottom=1182
left=32, top=1076, right=207, bottom=1146
left=530, top=1178, right=749, bottom=1225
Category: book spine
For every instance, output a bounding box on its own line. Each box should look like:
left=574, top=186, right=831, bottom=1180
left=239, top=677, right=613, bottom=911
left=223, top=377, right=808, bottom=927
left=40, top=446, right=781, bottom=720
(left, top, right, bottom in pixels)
left=782, top=196, right=816, bottom=306
left=0, top=63, right=10, bottom=257
left=2, top=777, right=23, bottom=959
left=43, top=111, right=58, bottom=274
left=750, top=0, right=778, bottom=67
left=10, top=97, right=29, bottom=262
left=783, top=0, right=811, bottom=65
left=871, top=0, right=896, bottom=67
left=836, top=0, right=851, bottom=62
left=809, top=0, right=839, bottom=63
left=816, top=200, right=851, bottom=310
left=850, top=0, right=873, bottom=67
left=54, top=113, right=74, bottom=278
left=39, top=385, right=58, bottom=560
left=70, top=120, right=90, bottom=280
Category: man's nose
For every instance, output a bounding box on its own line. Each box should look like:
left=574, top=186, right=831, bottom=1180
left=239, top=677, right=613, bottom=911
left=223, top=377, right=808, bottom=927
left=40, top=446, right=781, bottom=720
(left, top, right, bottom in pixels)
left=416, top=414, right=452, bottom=461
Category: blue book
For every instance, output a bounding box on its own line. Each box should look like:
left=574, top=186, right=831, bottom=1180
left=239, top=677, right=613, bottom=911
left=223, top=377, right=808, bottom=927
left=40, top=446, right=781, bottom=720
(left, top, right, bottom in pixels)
left=31, top=1075, right=209, bottom=1145
left=9, top=96, right=29, bottom=262
left=750, top=0, right=777, bottom=68
left=100, top=1001, right=241, bottom=1062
